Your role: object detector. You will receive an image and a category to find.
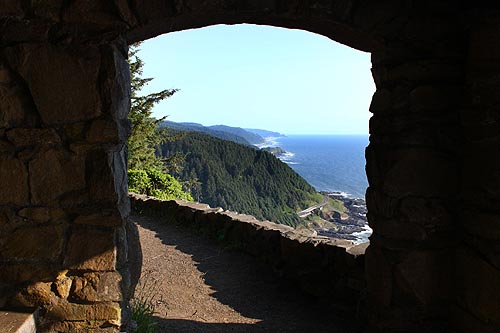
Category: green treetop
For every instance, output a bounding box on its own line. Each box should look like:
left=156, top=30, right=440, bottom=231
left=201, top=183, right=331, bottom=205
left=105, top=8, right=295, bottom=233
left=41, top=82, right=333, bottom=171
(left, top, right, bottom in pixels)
left=127, top=44, right=192, bottom=201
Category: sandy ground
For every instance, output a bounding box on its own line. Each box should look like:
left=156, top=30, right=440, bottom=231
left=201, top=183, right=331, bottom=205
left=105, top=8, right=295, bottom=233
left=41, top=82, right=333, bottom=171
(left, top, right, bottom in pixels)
left=132, top=214, right=357, bottom=332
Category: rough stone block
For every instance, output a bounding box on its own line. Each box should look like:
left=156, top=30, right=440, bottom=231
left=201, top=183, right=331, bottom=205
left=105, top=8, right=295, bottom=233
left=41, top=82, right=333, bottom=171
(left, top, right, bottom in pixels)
left=15, top=282, right=53, bottom=307
left=132, top=0, right=176, bottom=24
left=64, top=228, right=116, bottom=271
left=0, top=207, right=16, bottom=230
left=0, top=157, right=29, bottom=205
left=0, top=140, right=14, bottom=154
left=369, top=89, right=392, bottom=113
left=54, top=277, right=72, bottom=299
left=17, top=207, right=67, bottom=224
left=88, top=149, right=120, bottom=206
left=382, top=149, right=459, bottom=198
left=87, top=119, right=123, bottom=143
left=280, top=237, right=322, bottom=273
left=47, top=299, right=121, bottom=322
left=6, top=128, right=61, bottom=147
left=74, top=213, right=123, bottom=227
left=44, top=320, right=120, bottom=333
left=462, top=142, right=500, bottom=200
left=399, top=197, right=453, bottom=232
left=451, top=304, right=500, bottom=333
left=365, top=243, right=392, bottom=307
left=31, top=0, right=64, bottom=21
left=112, top=145, right=130, bottom=218
left=365, top=187, right=398, bottom=218
left=0, top=72, right=39, bottom=128
left=466, top=236, right=500, bottom=271
left=70, top=272, right=122, bottom=302
left=29, top=148, right=86, bottom=205
left=352, top=0, right=404, bottom=33
left=0, top=225, right=65, bottom=261
left=0, top=3, right=24, bottom=16
left=371, top=216, right=427, bottom=241
left=410, top=85, right=461, bottom=112
left=469, top=18, right=500, bottom=67
left=385, top=61, right=462, bottom=83
left=5, top=44, right=102, bottom=125
left=395, top=249, right=453, bottom=306
left=456, top=246, right=500, bottom=324
left=462, top=210, right=500, bottom=240
left=64, top=0, right=127, bottom=31
left=63, top=122, right=87, bottom=141
left=0, top=263, right=57, bottom=285
left=106, top=40, right=132, bottom=122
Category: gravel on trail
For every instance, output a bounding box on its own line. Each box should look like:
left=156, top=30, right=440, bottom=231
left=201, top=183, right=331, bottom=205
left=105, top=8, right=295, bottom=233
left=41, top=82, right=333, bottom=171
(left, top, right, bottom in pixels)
left=132, top=214, right=357, bottom=333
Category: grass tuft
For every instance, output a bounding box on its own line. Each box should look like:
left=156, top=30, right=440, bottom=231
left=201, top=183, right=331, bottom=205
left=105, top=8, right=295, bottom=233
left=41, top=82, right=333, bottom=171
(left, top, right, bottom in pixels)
left=131, top=274, right=160, bottom=333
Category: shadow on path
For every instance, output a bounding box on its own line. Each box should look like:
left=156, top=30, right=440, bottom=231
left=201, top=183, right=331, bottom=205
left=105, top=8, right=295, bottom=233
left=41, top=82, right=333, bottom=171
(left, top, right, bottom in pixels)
left=133, top=214, right=359, bottom=332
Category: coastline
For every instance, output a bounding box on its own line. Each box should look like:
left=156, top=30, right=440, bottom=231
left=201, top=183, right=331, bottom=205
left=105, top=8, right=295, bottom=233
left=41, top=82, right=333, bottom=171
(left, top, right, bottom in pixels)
left=322, top=192, right=371, bottom=244
left=257, top=135, right=371, bottom=244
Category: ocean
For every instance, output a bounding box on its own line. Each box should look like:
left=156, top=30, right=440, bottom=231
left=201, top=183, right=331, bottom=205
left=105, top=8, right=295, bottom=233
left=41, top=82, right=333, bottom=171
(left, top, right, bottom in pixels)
left=259, top=135, right=369, bottom=199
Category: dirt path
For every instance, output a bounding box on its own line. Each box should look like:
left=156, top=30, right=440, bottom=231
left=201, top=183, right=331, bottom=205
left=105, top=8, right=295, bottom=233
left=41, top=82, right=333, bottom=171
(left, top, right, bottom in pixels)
left=132, top=214, right=357, bottom=332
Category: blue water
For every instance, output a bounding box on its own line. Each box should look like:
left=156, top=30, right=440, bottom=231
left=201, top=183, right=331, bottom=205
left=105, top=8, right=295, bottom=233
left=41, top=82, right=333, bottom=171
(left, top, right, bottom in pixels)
left=262, top=135, right=369, bottom=199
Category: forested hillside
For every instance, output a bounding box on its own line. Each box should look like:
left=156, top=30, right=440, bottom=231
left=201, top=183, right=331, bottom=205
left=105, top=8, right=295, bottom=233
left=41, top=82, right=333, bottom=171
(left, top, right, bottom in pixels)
left=159, top=132, right=323, bottom=226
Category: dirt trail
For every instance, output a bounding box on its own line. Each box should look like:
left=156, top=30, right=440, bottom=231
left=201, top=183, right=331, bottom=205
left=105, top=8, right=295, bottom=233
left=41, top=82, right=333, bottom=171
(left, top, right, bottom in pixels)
left=132, top=214, right=356, bottom=332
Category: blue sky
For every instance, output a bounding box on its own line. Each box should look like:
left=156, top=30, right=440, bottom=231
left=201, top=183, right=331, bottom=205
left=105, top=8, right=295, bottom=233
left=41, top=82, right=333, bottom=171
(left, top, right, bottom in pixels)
left=138, top=24, right=375, bottom=135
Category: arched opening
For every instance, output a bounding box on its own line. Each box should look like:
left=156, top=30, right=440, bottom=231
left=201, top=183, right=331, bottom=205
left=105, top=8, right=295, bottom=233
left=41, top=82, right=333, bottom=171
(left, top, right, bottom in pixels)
left=131, top=24, right=374, bottom=237
left=127, top=24, right=375, bottom=330
left=3, top=2, right=498, bottom=332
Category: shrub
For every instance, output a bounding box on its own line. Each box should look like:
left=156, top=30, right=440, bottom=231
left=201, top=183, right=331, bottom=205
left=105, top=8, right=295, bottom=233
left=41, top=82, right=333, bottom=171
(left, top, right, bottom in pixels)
left=128, top=168, right=193, bottom=201
left=128, top=169, right=152, bottom=194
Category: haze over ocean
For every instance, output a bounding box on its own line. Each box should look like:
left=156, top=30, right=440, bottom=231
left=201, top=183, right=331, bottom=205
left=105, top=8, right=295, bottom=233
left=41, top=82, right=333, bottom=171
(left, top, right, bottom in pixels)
left=262, top=135, right=369, bottom=199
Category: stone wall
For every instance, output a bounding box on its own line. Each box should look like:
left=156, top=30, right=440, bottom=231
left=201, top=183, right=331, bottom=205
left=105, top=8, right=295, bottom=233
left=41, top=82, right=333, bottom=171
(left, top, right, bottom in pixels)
left=0, top=1, right=500, bottom=332
left=0, top=36, right=133, bottom=332
left=453, top=12, right=500, bottom=333
left=364, top=10, right=465, bottom=331
left=129, top=193, right=366, bottom=308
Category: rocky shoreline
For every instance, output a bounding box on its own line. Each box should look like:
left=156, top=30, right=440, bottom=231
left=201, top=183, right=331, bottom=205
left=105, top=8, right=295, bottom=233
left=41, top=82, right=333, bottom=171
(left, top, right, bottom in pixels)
left=315, top=192, right=371, bottom=243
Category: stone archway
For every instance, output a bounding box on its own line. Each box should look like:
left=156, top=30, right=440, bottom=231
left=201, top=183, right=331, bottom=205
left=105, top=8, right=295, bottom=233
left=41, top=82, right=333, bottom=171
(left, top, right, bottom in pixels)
left=0, top=1, right=498, bottom=332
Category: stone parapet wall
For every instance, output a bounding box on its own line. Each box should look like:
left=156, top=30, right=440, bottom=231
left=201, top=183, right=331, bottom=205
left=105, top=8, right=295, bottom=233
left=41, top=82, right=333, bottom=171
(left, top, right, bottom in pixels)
left=130, top=193, right=367, bottom=308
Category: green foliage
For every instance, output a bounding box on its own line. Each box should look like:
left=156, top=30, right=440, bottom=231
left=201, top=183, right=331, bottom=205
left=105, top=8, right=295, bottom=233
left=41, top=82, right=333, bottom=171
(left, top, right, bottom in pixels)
left=327, top=197, right=347, bottom=214
left=128, top=169, right=152, bottom=194
left=127, top=43, right=192, bottom=201
left=131, top=298, right=157, bottom=333
left=131, top=275, right=159, bottom=333
left=129, top=168, right=193, bottom=201
left=159, top=131, right=322, bottom=226
left=128, top=43, right=178, bottom=171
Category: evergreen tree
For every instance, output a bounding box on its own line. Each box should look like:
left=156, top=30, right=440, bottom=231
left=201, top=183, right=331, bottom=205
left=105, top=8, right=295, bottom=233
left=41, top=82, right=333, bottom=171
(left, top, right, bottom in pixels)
left=127, top=44, right=178, bottom=171
left=127, top=44, right=192, bottom=201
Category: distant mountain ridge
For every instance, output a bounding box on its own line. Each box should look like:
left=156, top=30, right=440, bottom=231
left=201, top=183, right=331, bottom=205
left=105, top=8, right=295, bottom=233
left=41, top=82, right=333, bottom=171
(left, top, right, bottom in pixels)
left=208, top=125, right=264, bottom=145
left=161, top=121, right=283, bottom=146
left=161, top=121, right=254, bottom=146
left=245, top=128, right=285, bottom=138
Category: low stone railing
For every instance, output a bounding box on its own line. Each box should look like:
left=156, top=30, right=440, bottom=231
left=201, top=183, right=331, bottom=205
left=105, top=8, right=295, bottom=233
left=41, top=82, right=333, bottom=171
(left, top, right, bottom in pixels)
left=129, top=193, right=367, bottom=309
